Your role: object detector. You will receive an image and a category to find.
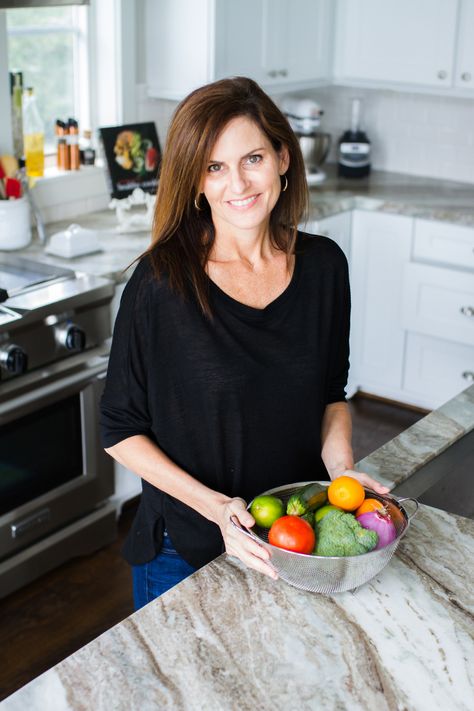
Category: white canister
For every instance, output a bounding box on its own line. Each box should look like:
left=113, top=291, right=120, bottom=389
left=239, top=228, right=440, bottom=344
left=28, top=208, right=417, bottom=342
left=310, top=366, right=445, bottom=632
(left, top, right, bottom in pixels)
left=0, top=197, right=32, bottom=250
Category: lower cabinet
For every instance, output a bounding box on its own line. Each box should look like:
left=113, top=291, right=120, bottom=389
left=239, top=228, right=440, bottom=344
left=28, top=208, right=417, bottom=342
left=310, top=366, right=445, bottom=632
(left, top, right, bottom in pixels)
left=349, top=210, right=413, bottom=400
left=349, top=211, right=474, bottom=410
left=403, top=332, right=474, bottom=409
left=303, top=211, right=352, bottom=261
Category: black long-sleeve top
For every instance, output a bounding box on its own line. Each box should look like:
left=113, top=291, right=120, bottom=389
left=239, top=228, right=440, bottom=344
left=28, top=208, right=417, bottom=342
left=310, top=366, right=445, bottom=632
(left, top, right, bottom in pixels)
left=100, top=231, right=350, bottom=569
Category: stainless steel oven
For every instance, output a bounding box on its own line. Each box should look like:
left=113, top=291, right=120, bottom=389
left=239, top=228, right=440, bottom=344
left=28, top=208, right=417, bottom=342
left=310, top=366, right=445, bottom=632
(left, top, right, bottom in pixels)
left=0, top=255, right=117, bottom=599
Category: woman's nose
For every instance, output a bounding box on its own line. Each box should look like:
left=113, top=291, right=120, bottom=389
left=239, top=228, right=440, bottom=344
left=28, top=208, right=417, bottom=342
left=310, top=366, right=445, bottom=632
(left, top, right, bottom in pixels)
left=228, top=167, right=248, bottom=194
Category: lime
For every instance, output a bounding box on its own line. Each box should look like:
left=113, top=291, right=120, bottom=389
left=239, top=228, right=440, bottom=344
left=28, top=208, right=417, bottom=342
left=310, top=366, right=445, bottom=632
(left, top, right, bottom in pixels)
left=250, top=495, right=285, bottom=528
left=314, top=504, right=342, bottom=523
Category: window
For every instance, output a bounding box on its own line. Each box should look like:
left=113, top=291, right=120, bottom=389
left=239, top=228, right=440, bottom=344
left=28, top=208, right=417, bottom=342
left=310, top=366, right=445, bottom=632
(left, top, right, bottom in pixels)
left=6, top=4, right=90, bottom=152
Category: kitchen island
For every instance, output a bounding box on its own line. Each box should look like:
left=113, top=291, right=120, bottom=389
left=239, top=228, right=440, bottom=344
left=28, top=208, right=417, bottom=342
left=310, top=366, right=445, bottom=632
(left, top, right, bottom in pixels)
left=1, top=385, right=473, bottom=711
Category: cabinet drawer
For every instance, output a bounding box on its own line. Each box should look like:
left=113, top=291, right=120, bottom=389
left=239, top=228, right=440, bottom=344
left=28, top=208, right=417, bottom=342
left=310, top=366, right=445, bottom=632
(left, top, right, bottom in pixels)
left=403, top=332, right=474, bottom=409
left=414, top=219, right=474, bottom=270
left=402, top=263, right=474, bottom=346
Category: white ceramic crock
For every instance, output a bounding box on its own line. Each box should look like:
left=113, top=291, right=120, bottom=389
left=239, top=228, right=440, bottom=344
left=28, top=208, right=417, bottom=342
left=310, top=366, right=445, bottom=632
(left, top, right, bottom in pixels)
left=0, top=197, right=32, bottom=250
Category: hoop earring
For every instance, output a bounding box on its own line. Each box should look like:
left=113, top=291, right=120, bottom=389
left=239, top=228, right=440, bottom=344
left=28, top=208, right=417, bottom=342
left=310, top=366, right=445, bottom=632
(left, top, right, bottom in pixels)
left=194, top=194, right=203, bottom=211
left=281, top=174, right=288, bottom=192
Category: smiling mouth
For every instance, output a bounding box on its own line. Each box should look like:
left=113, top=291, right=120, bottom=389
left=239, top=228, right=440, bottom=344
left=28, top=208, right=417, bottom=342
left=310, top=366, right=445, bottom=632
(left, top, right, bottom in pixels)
left=227, top=194, right=259, bottom=208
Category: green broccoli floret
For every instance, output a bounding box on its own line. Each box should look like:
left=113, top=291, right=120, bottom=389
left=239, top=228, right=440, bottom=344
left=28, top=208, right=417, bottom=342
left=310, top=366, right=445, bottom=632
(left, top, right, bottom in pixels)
left=314, top=510, right=378, bottom=556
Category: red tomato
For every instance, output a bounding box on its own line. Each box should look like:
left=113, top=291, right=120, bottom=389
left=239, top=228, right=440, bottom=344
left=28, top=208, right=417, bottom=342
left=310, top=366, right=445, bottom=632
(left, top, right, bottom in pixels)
left=268, top=515, right=315, bottom=554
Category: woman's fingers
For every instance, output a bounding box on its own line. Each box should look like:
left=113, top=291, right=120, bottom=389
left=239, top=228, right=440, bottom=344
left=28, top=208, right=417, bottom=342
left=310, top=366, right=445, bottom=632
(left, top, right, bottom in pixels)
left=344, top=469, right=390, bottom=494
left=227, top=497, right=255, bottom=528
left=222, top=498, right=278, bottom=580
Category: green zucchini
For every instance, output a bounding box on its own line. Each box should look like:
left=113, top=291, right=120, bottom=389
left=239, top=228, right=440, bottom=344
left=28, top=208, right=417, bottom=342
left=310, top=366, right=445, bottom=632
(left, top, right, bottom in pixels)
left=286, top=482, right=328, bottom=516
left=300, top=511, right=315, bottom=527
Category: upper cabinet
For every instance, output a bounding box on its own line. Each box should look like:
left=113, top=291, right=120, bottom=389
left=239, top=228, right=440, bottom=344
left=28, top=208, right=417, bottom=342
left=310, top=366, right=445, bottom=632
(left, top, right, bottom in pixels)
left=333, top=0, right=474, bottom=94
left=145, top=0, right=332, bottom=100
left=455, top=0, right=474, bottom=89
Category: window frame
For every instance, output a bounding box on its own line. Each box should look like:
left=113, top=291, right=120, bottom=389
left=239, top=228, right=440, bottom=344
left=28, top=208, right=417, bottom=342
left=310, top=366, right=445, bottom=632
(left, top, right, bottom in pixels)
left=6, top=5, right=90, bottom=153
left=0, top=0, right=135, bottom=157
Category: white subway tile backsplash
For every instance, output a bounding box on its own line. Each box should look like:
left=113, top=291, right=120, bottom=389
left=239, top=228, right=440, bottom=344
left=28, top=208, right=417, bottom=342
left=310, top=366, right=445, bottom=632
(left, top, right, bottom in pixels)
left=298, top=86, right=474, bottom=184
left=131, top=83, right=473, bottom=185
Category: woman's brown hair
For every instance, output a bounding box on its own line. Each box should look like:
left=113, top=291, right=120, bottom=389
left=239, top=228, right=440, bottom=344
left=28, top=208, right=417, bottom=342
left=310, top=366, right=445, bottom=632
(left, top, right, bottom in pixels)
left=144, top=76, right=308, bottom=317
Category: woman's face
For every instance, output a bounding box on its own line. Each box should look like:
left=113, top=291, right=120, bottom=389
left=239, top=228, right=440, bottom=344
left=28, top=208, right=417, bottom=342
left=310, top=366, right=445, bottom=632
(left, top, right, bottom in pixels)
left=201, top=116, right=289, bottom=237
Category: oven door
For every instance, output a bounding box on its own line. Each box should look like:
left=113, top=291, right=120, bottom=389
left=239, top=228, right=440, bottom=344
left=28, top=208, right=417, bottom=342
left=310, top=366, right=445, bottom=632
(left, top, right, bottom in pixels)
left=0, top=362, right=113, bottom=560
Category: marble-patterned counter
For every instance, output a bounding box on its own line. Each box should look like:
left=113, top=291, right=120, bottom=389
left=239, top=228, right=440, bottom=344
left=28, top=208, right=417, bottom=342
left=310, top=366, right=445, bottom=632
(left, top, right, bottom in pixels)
left=11, top=165, right=474, bottom=284
left=1, top=385, right=473, bottom=711
left=357, top=383, right=474, bottom=491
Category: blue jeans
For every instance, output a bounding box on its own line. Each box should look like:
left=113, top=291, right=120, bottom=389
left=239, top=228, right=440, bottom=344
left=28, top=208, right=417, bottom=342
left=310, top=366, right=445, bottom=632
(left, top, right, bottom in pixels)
left=132, top=530, right=196, bottom=610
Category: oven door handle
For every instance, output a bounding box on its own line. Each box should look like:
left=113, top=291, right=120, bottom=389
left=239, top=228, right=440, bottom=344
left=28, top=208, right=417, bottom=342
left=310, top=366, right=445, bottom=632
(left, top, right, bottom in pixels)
left=0, top=359, right=108, bottom=424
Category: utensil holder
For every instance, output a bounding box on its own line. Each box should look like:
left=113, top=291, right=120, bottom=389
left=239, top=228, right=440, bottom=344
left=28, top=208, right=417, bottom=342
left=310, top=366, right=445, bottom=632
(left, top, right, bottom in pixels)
left=0, top=197, right=32, bottom=250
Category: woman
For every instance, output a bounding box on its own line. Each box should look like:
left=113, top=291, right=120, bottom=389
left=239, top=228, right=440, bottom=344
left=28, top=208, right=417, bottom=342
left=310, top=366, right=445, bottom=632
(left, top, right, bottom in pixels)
left=100, top=76, right=389, bottom=610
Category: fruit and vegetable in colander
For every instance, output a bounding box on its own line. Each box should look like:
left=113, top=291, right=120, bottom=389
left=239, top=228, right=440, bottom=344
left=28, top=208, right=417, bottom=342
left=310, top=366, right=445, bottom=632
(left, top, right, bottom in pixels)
left=249, top=477, right=397, bottom=557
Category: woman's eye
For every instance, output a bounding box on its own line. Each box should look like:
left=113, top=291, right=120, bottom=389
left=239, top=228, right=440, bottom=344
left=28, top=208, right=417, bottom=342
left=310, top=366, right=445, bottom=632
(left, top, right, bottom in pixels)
left=207, top=163, right=221, bottom=173
left=247, top=154, right=262, bottom=164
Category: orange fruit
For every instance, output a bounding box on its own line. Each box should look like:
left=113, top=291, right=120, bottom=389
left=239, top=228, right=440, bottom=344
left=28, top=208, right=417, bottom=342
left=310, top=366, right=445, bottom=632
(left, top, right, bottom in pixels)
left=327, top=476, right=365, bottom=511
left=355, top=497, right=384, bottom=517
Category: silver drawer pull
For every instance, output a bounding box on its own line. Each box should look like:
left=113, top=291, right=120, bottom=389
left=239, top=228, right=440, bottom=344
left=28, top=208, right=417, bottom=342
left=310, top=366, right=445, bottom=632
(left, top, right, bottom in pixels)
left=462, top=371, right=474, bottom=382
left=460, top=306, right=474, bottom=317
left=11, top=508, right=50, bottom=538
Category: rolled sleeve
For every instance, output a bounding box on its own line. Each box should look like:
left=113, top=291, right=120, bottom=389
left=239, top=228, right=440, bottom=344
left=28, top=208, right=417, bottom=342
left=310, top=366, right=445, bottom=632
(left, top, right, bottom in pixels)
left=100, top=260, right=153, bottom=448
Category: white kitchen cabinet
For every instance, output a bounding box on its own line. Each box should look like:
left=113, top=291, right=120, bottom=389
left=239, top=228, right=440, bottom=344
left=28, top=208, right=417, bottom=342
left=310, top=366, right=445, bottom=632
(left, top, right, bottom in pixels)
left=349, top=210, right=413, bottom=398
left=334, top=0, right=459, bottom=90
left=145, top=0, right=332, bottom=100
left=403, top=332, right=474, bottom=409
left=454, top=0, right=474, bottom=90
left=302, top=212, right=355, bottom=395
left=402, top=262, right=474, bottom=347
left=302, top=211, right=352, bottom=261
left=413, top=218, right=474, bottom=270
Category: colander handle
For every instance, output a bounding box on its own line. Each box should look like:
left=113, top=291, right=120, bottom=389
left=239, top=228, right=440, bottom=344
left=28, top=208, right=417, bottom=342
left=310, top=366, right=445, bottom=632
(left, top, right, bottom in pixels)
left=395, top=496, right=419, bottom=520
left=230, top=515, right=263, bottom=543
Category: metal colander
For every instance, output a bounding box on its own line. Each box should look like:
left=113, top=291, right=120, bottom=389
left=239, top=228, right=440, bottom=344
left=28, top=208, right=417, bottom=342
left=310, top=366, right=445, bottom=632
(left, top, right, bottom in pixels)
left=231, top=481, right=418, bottom=594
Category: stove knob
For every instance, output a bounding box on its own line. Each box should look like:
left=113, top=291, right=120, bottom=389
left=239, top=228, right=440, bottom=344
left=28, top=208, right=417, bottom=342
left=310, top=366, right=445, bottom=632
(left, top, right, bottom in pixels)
left=0, top=345, right=28, bottom=375
left=65, top=325, right=86, bottom=352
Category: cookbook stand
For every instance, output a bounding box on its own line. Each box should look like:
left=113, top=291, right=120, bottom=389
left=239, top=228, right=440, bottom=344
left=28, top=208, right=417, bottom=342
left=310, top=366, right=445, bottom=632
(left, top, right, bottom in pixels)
left=108, top=188, right=156, bottom=233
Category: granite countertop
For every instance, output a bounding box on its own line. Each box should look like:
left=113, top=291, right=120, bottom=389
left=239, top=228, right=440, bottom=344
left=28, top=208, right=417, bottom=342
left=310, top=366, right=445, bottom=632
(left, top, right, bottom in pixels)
left=2, top=385, right=473, bottom=711
left=11, top=165, right=474, bottom=284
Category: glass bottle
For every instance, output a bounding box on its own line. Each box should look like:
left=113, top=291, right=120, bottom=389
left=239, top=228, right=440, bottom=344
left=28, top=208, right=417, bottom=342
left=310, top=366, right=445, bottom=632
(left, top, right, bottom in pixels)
left=23, top=87, right=45, bottom=178
left=80, top=129, right=96, bottom=166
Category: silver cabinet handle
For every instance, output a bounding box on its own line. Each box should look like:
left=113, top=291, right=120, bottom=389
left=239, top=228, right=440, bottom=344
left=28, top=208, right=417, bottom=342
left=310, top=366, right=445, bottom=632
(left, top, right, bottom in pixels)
left=462, top=371, right=474, bottom=382
left=267, top=69, right=278, bottom=78
left=461, top=72, right=472, bottom=82
left=279, top=69, right=288, bottom=77
left=437, top=70, right=447, bottom=79
left=460, top=306, right=474, bottom=317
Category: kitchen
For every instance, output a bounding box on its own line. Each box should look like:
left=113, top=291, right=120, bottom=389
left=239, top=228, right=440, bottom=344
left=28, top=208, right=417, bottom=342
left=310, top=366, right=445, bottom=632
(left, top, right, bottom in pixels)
left=0, top=0, right=473, bottom=708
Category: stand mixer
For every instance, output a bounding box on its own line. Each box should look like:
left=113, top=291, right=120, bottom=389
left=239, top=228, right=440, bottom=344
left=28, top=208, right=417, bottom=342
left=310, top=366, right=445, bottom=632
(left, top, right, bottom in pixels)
left=282, top=98, right=331, bottom=185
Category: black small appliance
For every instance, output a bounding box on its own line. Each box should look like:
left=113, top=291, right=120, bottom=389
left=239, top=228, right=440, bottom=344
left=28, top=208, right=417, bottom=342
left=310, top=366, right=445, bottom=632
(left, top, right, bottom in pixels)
left=338, top=98, right=371, bottom=178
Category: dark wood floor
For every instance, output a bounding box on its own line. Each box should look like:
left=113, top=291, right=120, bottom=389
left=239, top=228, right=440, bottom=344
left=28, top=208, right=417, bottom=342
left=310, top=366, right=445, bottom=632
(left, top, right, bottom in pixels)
left=0, top=394, right=425, bottom=701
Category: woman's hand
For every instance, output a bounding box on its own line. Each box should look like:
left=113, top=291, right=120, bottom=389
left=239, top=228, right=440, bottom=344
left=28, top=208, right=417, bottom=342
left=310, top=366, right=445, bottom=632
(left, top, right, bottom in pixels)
left=329, top=467, right=390, bottom=495
left=216, top=497, right=278, bottom=580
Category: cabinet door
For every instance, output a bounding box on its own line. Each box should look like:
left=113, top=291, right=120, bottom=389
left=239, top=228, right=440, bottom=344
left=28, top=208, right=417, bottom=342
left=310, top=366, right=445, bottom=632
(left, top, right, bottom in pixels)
left=350, top=210, right=413, bottom=396
left=146, top=0, right=213, bottom=100
left=334, top=0, right=458, bottom=88
left=402, top=263, right=474, bottom=347
left=455, top=0, right=474, bottom=90
left=404, top=332, right=474, bottom=409
left=214, top=0, right=265, bottom=83
left=262, top=0, right=332, bottom=86
left=303, top=212, right=352, bottom=261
